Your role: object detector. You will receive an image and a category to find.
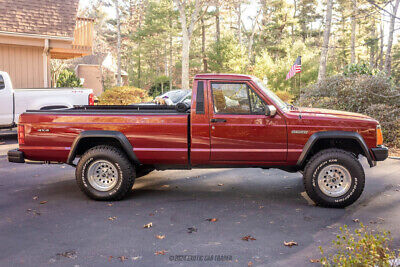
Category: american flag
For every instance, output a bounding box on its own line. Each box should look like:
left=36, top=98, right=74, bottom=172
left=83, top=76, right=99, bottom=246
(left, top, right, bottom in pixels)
left=286, top=56, right=302, bottom=80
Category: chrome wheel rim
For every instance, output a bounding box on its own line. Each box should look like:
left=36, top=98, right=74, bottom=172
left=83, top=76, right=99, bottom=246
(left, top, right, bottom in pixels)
left=317, top=164, right=351, bottom=197
left=87, top=160, right=118, bottom=191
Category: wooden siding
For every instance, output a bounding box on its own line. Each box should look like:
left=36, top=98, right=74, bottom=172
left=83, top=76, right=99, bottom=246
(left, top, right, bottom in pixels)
left=0, top=44, right=45, bottom=88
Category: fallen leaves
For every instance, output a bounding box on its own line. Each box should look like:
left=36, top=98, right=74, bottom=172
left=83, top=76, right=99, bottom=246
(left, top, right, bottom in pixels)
left=39, top=201, right=48, bottom=205
left=108, top=216, right=117, bottom=221
left=248, top=261, right=253, bottom=266
left=26, top=209, right=41, bottom=216
left=283, top=241, right=298, bottom=247
left=205, top=218, right=218, bottom=222
left=107, top=203, right=113, bottom=207
left=32, top=196, right=39, bottom=200
left=56, top=250, right=77, bottom=259
left=155, top=235, right=165, bottom=239
left=187, top=227, right=197, bottom=233
left=241, top=235, right=256, bottom=241
left=118, top=256, right=127, bottom=262
left=154, top=250, right=167, bottom=255
left=353, top=218, right=359, bottom=223
left=310, top=259, right=320, bottom=263
left=144, top=222, right=153, bottom=228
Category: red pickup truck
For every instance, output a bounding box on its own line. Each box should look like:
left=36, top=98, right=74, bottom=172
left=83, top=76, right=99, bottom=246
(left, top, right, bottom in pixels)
left=8, top=74, right=388, bottom=208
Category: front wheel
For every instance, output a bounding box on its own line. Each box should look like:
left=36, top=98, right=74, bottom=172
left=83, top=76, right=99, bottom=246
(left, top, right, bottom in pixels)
left=76, top=145, right=135, bottom=201
left=303, top=149, right=365, bottom=208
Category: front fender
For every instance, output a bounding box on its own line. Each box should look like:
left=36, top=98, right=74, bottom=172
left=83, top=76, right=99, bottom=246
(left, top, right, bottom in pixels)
left=296, top=131, right=375, bottom=167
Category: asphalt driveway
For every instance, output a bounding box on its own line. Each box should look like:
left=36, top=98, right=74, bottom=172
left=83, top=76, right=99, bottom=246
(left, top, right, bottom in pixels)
left=1, top=133, right=400, bottom=266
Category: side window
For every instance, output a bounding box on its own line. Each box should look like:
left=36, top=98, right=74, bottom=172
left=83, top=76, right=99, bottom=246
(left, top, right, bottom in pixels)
left=0, top=75, right=5, bottom=90
left=249, top=89, right=266, bottom=114
left=211, top=83, right=250, bottom=114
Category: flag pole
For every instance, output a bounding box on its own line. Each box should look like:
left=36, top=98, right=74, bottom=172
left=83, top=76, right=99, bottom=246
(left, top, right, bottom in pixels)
left=299, top=71, right=301, bottom=106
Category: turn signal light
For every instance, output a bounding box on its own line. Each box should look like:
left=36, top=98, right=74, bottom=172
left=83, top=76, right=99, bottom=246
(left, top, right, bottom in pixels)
left=18, top=125, right=25, bottom=145
left=376, top=125, right=383, bottom=146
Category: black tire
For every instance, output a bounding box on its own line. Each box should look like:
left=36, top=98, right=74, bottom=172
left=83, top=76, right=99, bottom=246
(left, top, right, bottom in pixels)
left=303, top=149, right=365, bottom=208
left=76, top=145, right=135, bottom=201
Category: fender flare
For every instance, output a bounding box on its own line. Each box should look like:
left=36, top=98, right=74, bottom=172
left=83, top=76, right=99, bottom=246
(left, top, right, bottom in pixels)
left=67, top=130, right=140, bottom=165
left=296, top=131, right=375, bottom=168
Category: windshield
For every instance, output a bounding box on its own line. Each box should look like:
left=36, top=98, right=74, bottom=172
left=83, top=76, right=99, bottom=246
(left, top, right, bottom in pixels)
left=253, top=78, right=288, bottom=112
left=160, top=90, right=190, bottom=104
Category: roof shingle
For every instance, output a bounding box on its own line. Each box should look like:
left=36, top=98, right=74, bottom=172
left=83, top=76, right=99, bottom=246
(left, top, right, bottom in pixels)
left=0, top=0, right=79, bottom=38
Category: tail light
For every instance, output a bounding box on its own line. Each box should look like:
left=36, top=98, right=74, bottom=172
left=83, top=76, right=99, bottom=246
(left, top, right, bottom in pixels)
left=18, top=125, right=25, bottom=145
left=88, top=93, right=94, bottom=105
left=376, top=125, right=383, bottom=146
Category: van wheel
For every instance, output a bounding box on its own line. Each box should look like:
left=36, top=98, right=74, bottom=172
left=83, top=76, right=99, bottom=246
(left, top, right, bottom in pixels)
left=303, top=149, right=365, bottom=208
left=76, top=145, right=135, bottom=201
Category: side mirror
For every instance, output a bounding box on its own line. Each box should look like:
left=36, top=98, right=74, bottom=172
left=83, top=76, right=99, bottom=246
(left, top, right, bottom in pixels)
left=0, top=75, right=5, bottom=90
left=265, top=105, right=277, bottom=117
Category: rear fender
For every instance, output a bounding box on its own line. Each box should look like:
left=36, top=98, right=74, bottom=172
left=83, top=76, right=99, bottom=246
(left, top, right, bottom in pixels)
left=67, top=130, right=140, bottom=165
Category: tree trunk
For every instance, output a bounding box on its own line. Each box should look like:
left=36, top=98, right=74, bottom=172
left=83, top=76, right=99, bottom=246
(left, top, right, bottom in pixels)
left=181, top=31, right=191, bottom=89
left=115, top=0, right=122, bottom=86
left=378, top=17, right=384, bottom=70
left=215, top=0, right=220, bottom=42
left=384, top=0, right=400, bottom=75
left=237, top=3, right=242, bottom=46
left=174, top=0, right=202, bottom=90
left=169, top=19, right=173, bottom=90
left=248, top=9, right=262, bottom=64
left=201, top=17, right=207, bottom=72
left=292, top=0, right=297, bottom=43
left=317, top=0, right=334, bottom=82
left=350, top=0, right=357, bottom=64
left=369, top=19, right=376, bottom=68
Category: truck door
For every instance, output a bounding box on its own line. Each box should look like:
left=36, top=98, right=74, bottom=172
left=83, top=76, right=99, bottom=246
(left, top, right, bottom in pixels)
left=0, top=74, right=14, bottom=126
left=208, top=81, right=287, bottom=163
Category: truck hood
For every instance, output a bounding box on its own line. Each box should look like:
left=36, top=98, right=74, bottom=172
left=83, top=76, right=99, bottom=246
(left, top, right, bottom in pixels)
left=288, top=107, right=377, bottom=122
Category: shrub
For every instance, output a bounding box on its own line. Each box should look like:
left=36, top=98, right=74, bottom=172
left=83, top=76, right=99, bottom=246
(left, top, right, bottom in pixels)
left=98, top=86, right=152, bottom=105
left=149, top=76, right=171, bottom=98
left=320, top=223, right=398, bottom=266
left=365, top=104, right=400, bottom=147
left=275, top=90, right=293, bottom=103
left=342, top=62, right=379, bottom=76
left=56, top=69, right=82, bottom=88
left=302, top=74, right=400, bottom=146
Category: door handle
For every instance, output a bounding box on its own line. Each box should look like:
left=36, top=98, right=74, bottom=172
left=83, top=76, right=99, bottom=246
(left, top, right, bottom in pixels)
left=211, top=119, right=227, bottom=123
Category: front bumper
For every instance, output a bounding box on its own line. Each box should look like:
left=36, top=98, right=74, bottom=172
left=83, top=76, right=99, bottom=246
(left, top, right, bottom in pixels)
left=7, top=149, right=25, bottom=163
left=371, top=146, right=389, bottom=161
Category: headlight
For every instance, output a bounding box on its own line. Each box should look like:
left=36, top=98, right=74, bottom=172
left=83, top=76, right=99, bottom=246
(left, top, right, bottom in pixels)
left=376, top=125, right=383, bottom=146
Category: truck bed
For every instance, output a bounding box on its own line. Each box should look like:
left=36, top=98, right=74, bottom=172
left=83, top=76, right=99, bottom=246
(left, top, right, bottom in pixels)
left=19, top=105, right=190, bottom=165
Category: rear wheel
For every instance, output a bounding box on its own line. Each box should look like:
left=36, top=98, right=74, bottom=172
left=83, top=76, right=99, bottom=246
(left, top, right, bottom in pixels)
left=76, top=145, right=135, bottom=201
left=303, top=149, right=365, bottom=208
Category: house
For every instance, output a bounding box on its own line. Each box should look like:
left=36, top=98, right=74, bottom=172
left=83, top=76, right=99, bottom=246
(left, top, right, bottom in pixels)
left=0, top=0, right=93, bottom=88
left=74, top=53, right=128, bottom=96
